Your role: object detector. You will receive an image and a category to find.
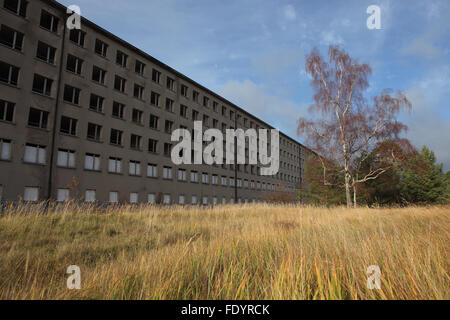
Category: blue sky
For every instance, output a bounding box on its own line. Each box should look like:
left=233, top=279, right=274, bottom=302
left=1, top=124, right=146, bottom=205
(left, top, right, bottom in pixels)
left=60, top=0, right=450, bottom=170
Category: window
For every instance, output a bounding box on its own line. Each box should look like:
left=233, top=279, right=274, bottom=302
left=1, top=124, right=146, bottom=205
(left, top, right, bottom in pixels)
left=147, top=164, right=157, bottom=178
left=85, top=190, right=96, bottom=202
left=212, top=101, right=218, bottom=112
left=149, top=114, right=159, bottom=129
left=191, top=195, right=197, bottom=204
left=192, top=110, right=199, bottom=120
left=180, top=105, right=188, bottom=118
left=212, top=197, right=218, bottom=205
left=150, top=91, right=160, bottom=106
left=66, top=54, right=83, bottom=74
left=179, top=195, right=185, bottom=205
left=190, top=171, right=198, bottom=183
left=0, top=25, right=24, bottom=50
left=202, top=172, right=208, bottom=184
left=221, top=176, right=227, bottom=186
left=152, top=69, right=161, bottom=83
left=163, top=194, right=171, bottom=204
left=244, top=179, right=249, bottom=188
left=84, top=153, right=100, bottom=171
left=163, top=143, right=172, bottom=156
left=203, top=96, right=209, bottom=108
left=32, top=74, right=52, bottom=96
left=213, top=119, right=218, bottom=128
left=95, top=39, right=108, bottom=57
left=116, top=50, right=128, bottom=68
left=69, top=29, right=85, bottom=46
left=87, top=123, right=102, bottom=141
left=165, top=98, right=174, bottom=112
left=165, top=120, right=173, bottom=134
left=148, top=138, right=157, bottom=153
left=229, top=177, right=235, bottom=186
left=59, top=116, right=77, bottom=136
left=40, top=10, right=59, bottom=33
left=0, top=139, right=12, bottom=160
left=89, top=94, right=104, bottom=112
left=57, top=149, right=75, bottom=168
left=24, top=144, right=46, bottom=164
left=166, top=77, right=175, bottom=91
left=132, top=109, right=143, bottom=124
left=203, top=114, right=209, bottom=127
left=109, top=191, right=118, bottom=203
left=148, top=194, right=155, bottom=204
left=24, top=187, right=38, bottom=202
left=112, top=101, right=125, bottom=119
left=181, top=84, right=188, bottom=97
left=193, top=90, right=199, bottom=102
left=28, top=108, right=48, bottom=129
left=92, top=66, right=106, bottom=84
left=222, top=106, right=226, bottom=116
left=57, top=189, right=70, bottom=202
left=134, top=84, right=144, bottom=100
left=212, top=175, right=218, bottom=185
left=178, top=169, right=186, bottom=181
left=4, top=0, right=28, bottom=17
left=0, top=61, right=19, bottom=86
left=129, top=193, right=138, bottom=204
left=130, top=134, right=141, bottom=150
left=163, top=166, right=172, bottom=179
left=114, top=75, right=126, bottom=92
left=230, top=110, right=234, bottom=120
left=135, top=60, right=145, bottom=76
left=0, top=100, right=14, bottom=122
left=110, top=129, right=122, bottom=146
left=108, top=157, right=121, bottom=173
left=202, top=196, right=208, bottom=205
left=63, top=85, right=80, bottom=105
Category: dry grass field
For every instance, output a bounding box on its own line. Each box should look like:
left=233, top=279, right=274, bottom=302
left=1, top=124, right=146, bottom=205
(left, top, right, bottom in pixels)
left=0, top=203, right=448, bottom=300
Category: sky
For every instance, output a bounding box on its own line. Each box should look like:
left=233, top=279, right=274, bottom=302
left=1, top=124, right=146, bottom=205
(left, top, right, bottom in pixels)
left=60, top=0, right=450, bottom=171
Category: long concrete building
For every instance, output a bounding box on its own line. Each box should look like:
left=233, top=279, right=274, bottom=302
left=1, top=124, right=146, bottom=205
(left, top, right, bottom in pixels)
left=0, top=0, right=311, bottom=204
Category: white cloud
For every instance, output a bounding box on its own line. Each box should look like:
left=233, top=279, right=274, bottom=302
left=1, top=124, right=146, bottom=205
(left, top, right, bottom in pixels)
left=319, top=30, right=344, bottom=45
left=283, top=4, right=297, bottom=21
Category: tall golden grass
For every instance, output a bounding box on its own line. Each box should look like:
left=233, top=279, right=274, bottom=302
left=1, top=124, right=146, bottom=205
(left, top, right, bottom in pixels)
left=0, top=203, right=448, bottom=300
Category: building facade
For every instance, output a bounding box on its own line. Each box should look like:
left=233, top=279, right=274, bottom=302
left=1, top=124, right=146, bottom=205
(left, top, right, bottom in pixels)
left=0, top=0, right=311, bottom=204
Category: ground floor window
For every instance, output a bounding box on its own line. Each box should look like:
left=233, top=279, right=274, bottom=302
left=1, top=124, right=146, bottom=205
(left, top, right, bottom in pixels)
left=163, top=194, right=171, bottom=204
left=57, top=188, right=69, bottom=202
left=130, top=192, right=138, bottom=204
left=24, top=187, right=38, bottom=202
left=85, top=190, right=96, bottom=202
left=179, top=195, right=185, bottom=204
left=148, top=193, right=155, bottom=204
left=109, top=191, right=118, bottom=203
left=191, top=195, right=197, bottom=204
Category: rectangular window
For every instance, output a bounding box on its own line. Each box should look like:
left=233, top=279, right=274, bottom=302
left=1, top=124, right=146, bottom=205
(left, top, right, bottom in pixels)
left=0, top=139, right=12, bottom=160
left=178, top=169, right=186, bottom=181
left=203, top=114, right=209, bottom=127
left=89, top=94, right=104, bottom=113
left=63, top=85, right=80, bottom=105
left=150, top=91, right=160, bottom=106
left=193, top=91, right=199, bottom=102
left=212, top=175, right=218, bottom=185
left=165, top=98, right=174, bottom=112
left=129, top=160, right=141, bottom=176
left=87, top=123, right=102, bottom=141
left=130, top=192, right=138, bottom=204
left=59, top=116, right=77, bottom=136
left=110, top=128, right=123, bottom=146
left=28, top=108, right=48, bottom=129
left=24, top=187, right=38, bottom=202
left=203, top=96, right=209, bottom=108
left=130, top=134, right=141, bottom=150
left=114, top=75, right=126, bottom=92
left=190, top=171, right=198, bottom=183
left=85, top=190, right=96, bottom=202
left=221, top=176, right=227, bottom=186
left=222, top=106, right=226, bottom=116
left=202, top=173, right=208, bottom=184
left=92, top=66, right=106, bottom=84
left=116, top=50, right=128, bottom=68
left=84, top=153, right=100, bottom=171
left=148, top=194, right=155, bottom=204
left=109, top=191, right=118, bottom=203
left=40, top=10, right=58, bottom=33
left=165, top=120, right=173, bottom=134
left=148, top=138, right=157, bottom=153
left=212, top=101, right=218, bottom=112
left=180, top=105, right=188, bottom=118
left=166, top=77, right=175, bottom=91
left=163, top=194, right=171, bottom=204
left=179, top=195, right=185, bottom=205
left=192, top=110, right=199, bottom=120
left=0, top=100, right=14, bottom=122
left=134, top=84, right=144, bottom=100
left=202, top=196, right=208, bottom=205
left=147, top=164, right=157, bottom=178
left=57, top=149, right=75, bottom=168
left=112, top=101, right=125, bottom=119
left=181, top=84, right=188, bottom=97
left=152, top=69, right=161, bottom=83
left=57, top=189, right=70, bottom=202
left=108, top=157, right=121, bottom=173
left=230, top=177, right=235, bottom=186
left=95, top=39, right=108, bottom=57
left=163, top=166, right=172, bottom=179
left=135, top=60, right=145, bottom=75
left=32, top=74, right=52, bottom=96
left=69, top=29, right=85, bottom=46
left=24, top=143, right=46, bottom=164
left=66, top=54, right=83, bottom=74
left=149, top=114, right=159, bottom=130
left=0, top=25, right=24, bottom=50
left=163, top=143, right=172, bottom=157
left=132, top=109, right=143, bottom=124
left=191, top=195, right=197, bottom=204
left=0, top=61, right=19, bottom=86
left=4, top=0, right=28, bottom=17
